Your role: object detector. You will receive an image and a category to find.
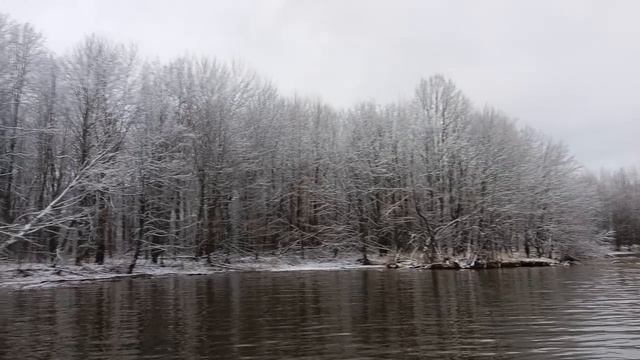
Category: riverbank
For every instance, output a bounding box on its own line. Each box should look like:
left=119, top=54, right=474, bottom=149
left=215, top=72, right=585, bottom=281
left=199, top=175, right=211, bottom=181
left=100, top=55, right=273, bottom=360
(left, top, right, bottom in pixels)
left=402, top=256, right=565, bottom=270
left=0, top=253, right=386, bottom=289
left=0, top=252, right=585, bottom=290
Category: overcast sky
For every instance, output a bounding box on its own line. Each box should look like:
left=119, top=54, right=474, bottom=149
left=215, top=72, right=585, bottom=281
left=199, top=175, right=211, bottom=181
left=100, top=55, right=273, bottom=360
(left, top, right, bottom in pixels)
left=1, top=0, right=639, bottom=170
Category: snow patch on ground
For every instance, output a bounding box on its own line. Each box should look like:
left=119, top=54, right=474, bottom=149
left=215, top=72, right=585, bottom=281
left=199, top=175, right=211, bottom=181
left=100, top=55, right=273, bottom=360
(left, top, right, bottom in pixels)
left=606, top=251, right=638, bottom=257
left=0, top=259, right=219, bottom=290
left=0, top=252, right=578, bottom=290
left=234, top=259, right=383, bottom=272
left=0, top=253, right=382, bottom=289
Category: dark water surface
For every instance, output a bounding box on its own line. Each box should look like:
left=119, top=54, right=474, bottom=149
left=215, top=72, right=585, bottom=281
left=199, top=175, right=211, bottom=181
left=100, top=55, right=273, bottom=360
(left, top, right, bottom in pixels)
left=2, top=259, right=640, bottom=359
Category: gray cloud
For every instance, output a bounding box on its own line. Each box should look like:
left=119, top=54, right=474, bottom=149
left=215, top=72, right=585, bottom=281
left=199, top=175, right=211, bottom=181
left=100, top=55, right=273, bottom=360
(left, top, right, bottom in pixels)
left=1, top=0, right=638, bottom=169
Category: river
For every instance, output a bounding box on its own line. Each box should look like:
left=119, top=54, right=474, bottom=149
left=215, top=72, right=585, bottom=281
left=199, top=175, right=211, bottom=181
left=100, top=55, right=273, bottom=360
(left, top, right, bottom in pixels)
left=1, top=258, right=639, bottom=359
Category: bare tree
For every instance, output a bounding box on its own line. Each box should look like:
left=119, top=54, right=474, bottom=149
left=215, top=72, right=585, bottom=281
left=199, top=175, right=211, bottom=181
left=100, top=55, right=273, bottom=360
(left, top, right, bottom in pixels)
left=0, top=15, right=609, bottom=267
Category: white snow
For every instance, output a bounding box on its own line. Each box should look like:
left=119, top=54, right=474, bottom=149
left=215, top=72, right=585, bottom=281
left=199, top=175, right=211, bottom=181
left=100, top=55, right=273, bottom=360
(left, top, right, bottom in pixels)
left=0, top=252, right=576, bottom=290
left=0, top=259, right=217, bottom=290
left=0, top=253, right=385, bottom=289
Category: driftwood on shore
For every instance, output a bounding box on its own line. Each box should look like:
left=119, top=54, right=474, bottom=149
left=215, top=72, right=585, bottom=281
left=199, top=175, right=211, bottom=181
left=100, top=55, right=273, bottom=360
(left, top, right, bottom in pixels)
left=387, top=257, right=572, bottom=270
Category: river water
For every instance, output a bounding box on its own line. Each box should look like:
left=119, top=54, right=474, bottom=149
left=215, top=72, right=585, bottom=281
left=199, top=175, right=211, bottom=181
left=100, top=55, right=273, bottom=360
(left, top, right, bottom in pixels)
left=1, top=258, right=640, bottom=359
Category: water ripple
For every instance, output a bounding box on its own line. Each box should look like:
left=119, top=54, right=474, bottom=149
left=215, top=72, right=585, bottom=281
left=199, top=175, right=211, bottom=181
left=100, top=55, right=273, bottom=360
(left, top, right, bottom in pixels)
left=2, top=258, right=640, bottom=359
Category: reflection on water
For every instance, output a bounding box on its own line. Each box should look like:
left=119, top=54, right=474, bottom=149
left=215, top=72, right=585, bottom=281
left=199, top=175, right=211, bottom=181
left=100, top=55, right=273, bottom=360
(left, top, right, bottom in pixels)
left=2, top=259, right=640, bottom=359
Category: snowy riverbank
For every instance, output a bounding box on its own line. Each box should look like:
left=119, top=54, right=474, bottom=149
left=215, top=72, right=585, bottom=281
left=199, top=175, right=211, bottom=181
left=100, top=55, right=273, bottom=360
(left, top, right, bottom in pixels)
left=0, top=252, right=584, bottom=290
left=0, top=253, right=386, bottom=290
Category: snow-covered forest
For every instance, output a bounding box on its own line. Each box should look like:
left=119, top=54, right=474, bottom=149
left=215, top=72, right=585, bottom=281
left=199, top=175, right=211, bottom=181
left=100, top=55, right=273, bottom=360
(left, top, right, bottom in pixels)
left=598, top=168, right=640, bottom=250
left=0, top=14, right=630, bottom=268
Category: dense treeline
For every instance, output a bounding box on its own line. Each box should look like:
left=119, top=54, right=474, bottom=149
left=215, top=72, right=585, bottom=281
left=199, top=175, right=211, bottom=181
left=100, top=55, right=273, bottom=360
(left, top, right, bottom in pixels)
left=0, top=15, right=615, bottom=268
left=598, top=168, right=640, bottom=250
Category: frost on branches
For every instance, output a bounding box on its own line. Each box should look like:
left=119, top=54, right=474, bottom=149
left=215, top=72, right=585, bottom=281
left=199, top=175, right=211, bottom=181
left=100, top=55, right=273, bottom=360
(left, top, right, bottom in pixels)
left=0, top=14, right=615, bottom=273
